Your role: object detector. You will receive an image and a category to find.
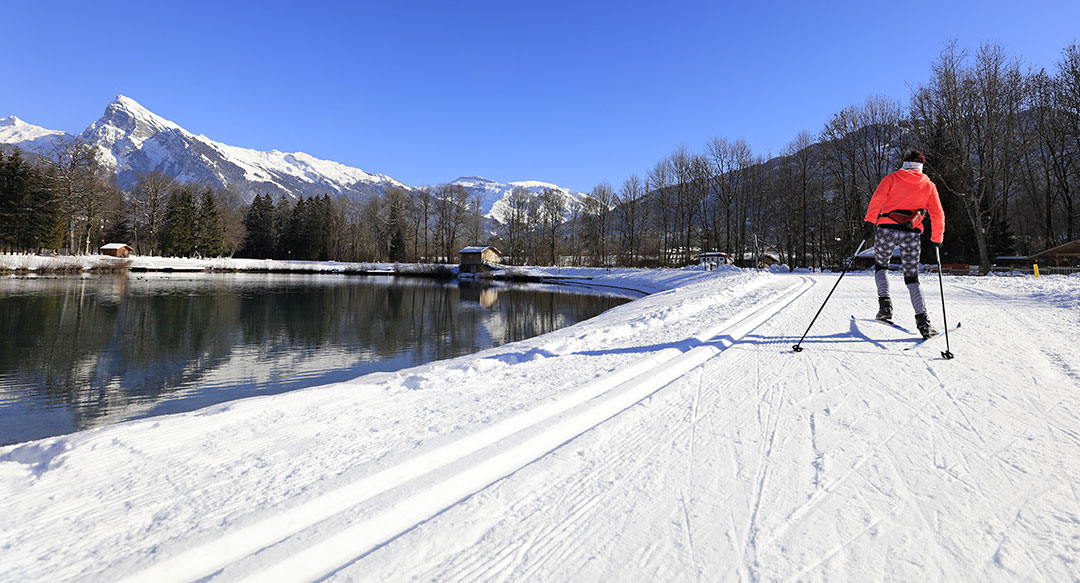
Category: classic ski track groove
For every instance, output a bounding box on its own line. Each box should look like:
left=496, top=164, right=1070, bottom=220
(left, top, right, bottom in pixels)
left=233, top=278, right=814, bottom=583
left=413, top=286, right=815, bottom=583
left=376, top=274, right=1068, bottom=583
left=6, top=392, right=406, bottom=573
left=432, top=339, right=771, bottom=583
left=111, top=278, right=812, bottom=583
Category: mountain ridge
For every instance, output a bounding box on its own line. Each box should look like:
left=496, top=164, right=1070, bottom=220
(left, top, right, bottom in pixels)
left=1, top=96, right=589, bottom=220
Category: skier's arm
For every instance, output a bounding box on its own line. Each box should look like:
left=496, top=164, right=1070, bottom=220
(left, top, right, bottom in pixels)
left=864, top=175, right=892, bottom=224
left=928, top=183, right=945, bottom=244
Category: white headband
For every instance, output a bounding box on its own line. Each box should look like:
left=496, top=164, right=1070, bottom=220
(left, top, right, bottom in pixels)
left=902, top=161, right=924, bottom=172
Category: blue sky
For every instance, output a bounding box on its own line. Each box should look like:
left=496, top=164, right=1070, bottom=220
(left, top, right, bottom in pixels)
left=3, top=0, right=1078, bottom=193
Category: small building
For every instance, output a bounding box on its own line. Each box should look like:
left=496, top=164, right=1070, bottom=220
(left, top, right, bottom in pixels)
left=698, top=251, right=732, bottom=269
left=458, top=246, right=502, bottom=273
left=741, top=247, right=781, bottom=268
left=100, top=243, right=133, bottom=258
left=1027, top=240, right=1080, bottom=267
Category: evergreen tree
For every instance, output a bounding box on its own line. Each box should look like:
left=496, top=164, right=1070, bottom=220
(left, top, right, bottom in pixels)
left=196, top=187, right=223, bottom=257
left=101, top=216, right=131, bottom=248
left=0, top=149, right=63, bottom=252
left=0, top=149, right=30, bottom=250
left=284, top=197, right=308, bottom=260
left=389, top=225, right=407, bottom=262
left=388, top=190, right=407, bottom=262
left=311, top=194, right=333, bottom=261
left=240, top=194, right=276, bottom=259
left=98, top=184, right=130, bottom=250
left=161, top=187, right=197, bottom=256
left=272, top=197, right=292, bottom=259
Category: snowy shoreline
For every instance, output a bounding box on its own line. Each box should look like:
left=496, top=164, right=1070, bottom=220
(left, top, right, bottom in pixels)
left=0, top=253, right=441, bottom=276
left=0, top=253, right=752, bottom=298
left=2, top=267, right=1080, bottom=582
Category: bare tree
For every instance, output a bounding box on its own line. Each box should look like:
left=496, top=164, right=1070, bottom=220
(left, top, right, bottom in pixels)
left=819, top=106, right=863, bottom=250
left=705, top=137, right=752, bottom=256
left=407, top=188, right=432, bottom=262
left=669, top=146, right=701, bottom=265
left=1018, top=68, right=1069, bottom=250
left=782, top=131, right=819, bottom=267
left=502, top=187, right=531, bottom=265
left=587, top=181, right=616, bottom=265
left=467, top=188, right=485, bottom=246
left=539, top=188, right=565, bottom=266
left=647, top=157, right=674, bottom=265
left=910, top=41, right=1023, bottom=273
left=1057, top=43, right=1080, bottom=240
left=615, top=174, right=646, bottom=266
left=432, top=184, right=472, bottom=263
left=130, top=171, right=176, bottom=255
left=44, top=137, right=100, bottom=254
left=855, top=96, right=908, bottom=197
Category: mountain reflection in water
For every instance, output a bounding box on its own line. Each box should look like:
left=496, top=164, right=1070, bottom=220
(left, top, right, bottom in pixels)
left=0, top=273, right=629, bottom=445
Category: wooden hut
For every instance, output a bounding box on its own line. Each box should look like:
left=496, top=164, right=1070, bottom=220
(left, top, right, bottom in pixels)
left=458, top=246, right=502, bottom=273
left=1027, top=240, right=1080, bottom=267
left=100, top=243, right=133, bottom=258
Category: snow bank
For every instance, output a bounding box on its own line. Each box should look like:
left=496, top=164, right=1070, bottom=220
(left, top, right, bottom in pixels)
left=0, top=253, right=128, bottom=272
left=0, top=253, right=422, bottom=274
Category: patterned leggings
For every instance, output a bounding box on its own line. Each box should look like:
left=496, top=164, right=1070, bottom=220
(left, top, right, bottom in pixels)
left=873, top=228, right=928, bottom=315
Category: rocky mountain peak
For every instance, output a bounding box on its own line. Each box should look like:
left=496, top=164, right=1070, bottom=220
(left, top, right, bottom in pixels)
left=85, top=95, right=183, bottom=144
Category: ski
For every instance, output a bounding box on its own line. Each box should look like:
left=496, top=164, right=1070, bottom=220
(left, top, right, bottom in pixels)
left=903, top=322, right=962, bottom=351
left=851, top=315, right=915, bottom=335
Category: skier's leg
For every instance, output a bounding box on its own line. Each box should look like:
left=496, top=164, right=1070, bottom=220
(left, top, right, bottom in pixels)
left=874, top=229, right=896, bottom=320
left=900, top=232, right=937, bottom=337
left=899, top=232, right=925, bottom=313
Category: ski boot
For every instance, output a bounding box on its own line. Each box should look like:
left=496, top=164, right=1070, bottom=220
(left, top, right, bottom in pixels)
left=875, top=297, right=893, bottom=322
left=915, top=313, right=939, bottom=340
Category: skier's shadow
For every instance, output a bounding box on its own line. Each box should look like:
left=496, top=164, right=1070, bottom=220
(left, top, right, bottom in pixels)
left=769, top=318, right=916, bottom=351
left=566, top=318, right=905, bottom=359
left=841, top=318, right=886, bottom=350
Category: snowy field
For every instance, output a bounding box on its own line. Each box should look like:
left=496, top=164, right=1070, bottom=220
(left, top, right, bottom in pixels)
left=2, top=267, right=1079, bottom=582
left=0, top=253, right=411, bottom=274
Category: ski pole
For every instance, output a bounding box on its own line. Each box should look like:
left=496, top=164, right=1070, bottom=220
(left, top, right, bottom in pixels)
left=793, top=239, right=866, bottom=352
left=935, top=246, right=954, bottom=359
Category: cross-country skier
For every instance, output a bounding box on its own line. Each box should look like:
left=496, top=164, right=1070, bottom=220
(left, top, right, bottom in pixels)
left=862, top=150, right=945, bottom=339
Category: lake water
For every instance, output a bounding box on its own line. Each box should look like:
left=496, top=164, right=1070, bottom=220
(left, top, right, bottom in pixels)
left=0, top=273, right=630, bottom=446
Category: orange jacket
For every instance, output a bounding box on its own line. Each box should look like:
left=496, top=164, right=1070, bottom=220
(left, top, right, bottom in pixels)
left=865, top=168, right=945, bottom=244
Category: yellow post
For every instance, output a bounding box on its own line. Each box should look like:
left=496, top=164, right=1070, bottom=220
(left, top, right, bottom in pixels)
left=1033, top=263, right=1040, bottom=278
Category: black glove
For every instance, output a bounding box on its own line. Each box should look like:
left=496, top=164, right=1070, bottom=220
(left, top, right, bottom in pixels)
left=931, top=241, right=941, bottom=248
left=862, top=221, right=876, bottom=240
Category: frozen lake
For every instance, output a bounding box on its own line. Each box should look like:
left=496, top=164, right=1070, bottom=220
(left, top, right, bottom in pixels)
left=0, top=272, right=628, bottom=445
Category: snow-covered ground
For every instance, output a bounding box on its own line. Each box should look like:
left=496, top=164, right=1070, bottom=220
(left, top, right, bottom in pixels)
left=2, top=268, right=1079, bottom=582
left=0, top=253, right=408, bottom=274
left=0, top=253, right=129, bottom=272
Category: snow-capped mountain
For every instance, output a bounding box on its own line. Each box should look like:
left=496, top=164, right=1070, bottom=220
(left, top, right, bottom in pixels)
left=448, top=176, right=591, bottom=223
left=78, top=96, right=408, bottom=202
left=0, top=116, right=67, bottom=153
left=2, top=97, right=591, bottom=217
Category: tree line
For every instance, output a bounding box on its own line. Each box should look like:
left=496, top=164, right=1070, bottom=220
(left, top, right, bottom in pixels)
left=0, top=138, right=494, bottom=264
left=486, top=40, right=1080, bottom=272
left=547, top=40, right=1079, bottom=273
left=0, top=140, right=245, bottom=258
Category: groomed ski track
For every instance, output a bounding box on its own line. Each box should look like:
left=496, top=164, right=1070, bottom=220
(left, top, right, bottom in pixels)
left=2, top=271, right=1079, bottom=582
